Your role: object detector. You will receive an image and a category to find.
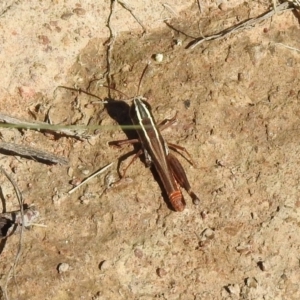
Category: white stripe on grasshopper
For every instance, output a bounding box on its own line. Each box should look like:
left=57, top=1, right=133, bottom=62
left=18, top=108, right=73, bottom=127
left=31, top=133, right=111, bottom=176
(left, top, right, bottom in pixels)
left=133, top=98, right=170, bottom=163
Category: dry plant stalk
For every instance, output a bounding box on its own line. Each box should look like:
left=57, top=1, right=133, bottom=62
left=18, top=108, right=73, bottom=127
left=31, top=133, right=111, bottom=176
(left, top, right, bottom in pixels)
left=68, top=162, right=114, bottom=194
left=0, top=142, right=68, bottom=165
left=187, top=2, right=294, bottom=49
left=0, top=112, right=88, bottom=139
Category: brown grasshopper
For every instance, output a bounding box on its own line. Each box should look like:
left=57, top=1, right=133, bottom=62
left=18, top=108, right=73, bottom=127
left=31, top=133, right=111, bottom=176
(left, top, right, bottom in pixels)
left=110, top=96, right=200, bottom=211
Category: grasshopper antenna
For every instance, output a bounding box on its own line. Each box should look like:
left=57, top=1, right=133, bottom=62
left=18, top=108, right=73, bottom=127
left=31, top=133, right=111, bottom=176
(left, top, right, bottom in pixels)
left=57, top=85, right=130, bottom=102
left=99, top=84, right=129, bottom=99
left=56, top=86, right=107, bottom=103
left=137, top=62, right=151, bottom=95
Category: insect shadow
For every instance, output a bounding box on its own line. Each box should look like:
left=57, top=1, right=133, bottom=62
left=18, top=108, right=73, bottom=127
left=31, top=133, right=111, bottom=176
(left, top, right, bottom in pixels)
left=104, top=98, right=142, bottom=176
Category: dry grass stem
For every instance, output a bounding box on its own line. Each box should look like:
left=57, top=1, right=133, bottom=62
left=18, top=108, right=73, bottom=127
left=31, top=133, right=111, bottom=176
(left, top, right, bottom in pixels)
left=68, top=162, right=114, bottom=194
left=188, top=2, right=293, bottom=49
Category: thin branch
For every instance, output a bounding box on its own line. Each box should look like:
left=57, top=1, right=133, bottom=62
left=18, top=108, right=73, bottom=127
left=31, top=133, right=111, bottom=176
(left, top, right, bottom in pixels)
left=274, top=42, right=300, bottom=52
left=0, top=142, right=68, bottom=165
left=118, top=0, right=147, bottom=33
left=0, top=113, right=88, bottom=139
left=187, top=2, right=293, bottom=49
left=197, top=0, right=202, bottom=14
left=68, top=162, right=114, bottom=194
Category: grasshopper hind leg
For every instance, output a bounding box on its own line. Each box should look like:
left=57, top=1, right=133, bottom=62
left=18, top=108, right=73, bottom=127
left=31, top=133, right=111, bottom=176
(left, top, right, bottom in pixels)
left=167, top=153, right=200, bottom=206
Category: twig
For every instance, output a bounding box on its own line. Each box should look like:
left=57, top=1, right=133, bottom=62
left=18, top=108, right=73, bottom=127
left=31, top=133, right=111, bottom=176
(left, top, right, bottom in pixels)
left=274, top=42, right=300, bottom=52
left=118, top=0, right=147, bottom=33
left=56, top=86, right=107, bottom=104
left=104, top=0, right=118, bottom=93
left=0, top=113, right=88, bottom=139
left=0, top=142, right=68, bottom=165
left=197, top=0, right=202, bottom=14
left=187, top=2, right=293, bottom=49
left=0, top=1, right=17, bottom=18
left=162, top=3, right=179, bottom=17
left=273, top=0, right=278, bottom=13
left=103, top=0, right=146, bottom=92
left=287, top=0, right=300, bottom=9
left=68, top=162, right=114, bottom=194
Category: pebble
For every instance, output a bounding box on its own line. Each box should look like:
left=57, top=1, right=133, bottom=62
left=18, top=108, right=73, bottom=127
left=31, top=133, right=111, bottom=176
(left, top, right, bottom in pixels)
left=99, top=260, right=110, bottom=271
left=154, top=53, right=163, bottom=62
left=156, top=268, right=167, bottom=277
left=201, top=228, right=215, bottom=240
left=134, top=248, right=143, bottom=258
left=245, top=277, right=258, bottom=288
left=174, top=39, right=182, bottom=46
left=82, top=169, right=90, bottom=175
left=219, top=3, right=227, bottom=11
left=73, top=8, right=86, bottom=16
left=58, top=262, right=70, bottom=273
left=227, top=283, right=240, bottom=295
left=68, top=167, right=73, bottom=177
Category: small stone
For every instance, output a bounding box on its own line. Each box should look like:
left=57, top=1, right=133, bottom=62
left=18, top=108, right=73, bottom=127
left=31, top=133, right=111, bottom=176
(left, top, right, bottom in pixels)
left=121, top=64, right=131, bottom=72
left=202, top=228, right=215, bottom=240
left=281, top=273, right=288, bottom=281
left=134, top=248, right=143, bottom=258
left=235, top=244, right=252, bottom=255
left=174, top=39, right=182, bottom=46
left=216, top=159, right=225, bottom=167
left=105, top=173, right=118, bottom=189
left=87, top=136, right=97, bottom=146
left=61, top=12, right=73, bottom=20
left=70, top=177, right=82, bottom=186
left=73, top=8, right=86, bottom=16
left=257, top=260, right=266, bottom=271
left=201, top=210, right=208, bottom=219
left=245, top=277, right=258, bottom=288
left=156, top=268, right=167, bottom=277
left=184, top=99, right=191, bottom=109
left=198, top=228, right=215, bottom=247
left=99, top=260, right=110, bottom=270
left=82, top=169, right=90, bottom=175
left=227, top=283, right=240, bottom=295
left=37, top=35, right=50, bottom=45
left=58, top=262, right=70, bottom=273
left=80, top=195, right=90, bottom=205
left=154, top=53, right=163, bottom=62
left=68, top=167, right=74, bottom=177
left=52, top=194, right=60, bottom=203
left=219, top=3, right=227, bottom=11
left=238, top=72, right=244, bottom=81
